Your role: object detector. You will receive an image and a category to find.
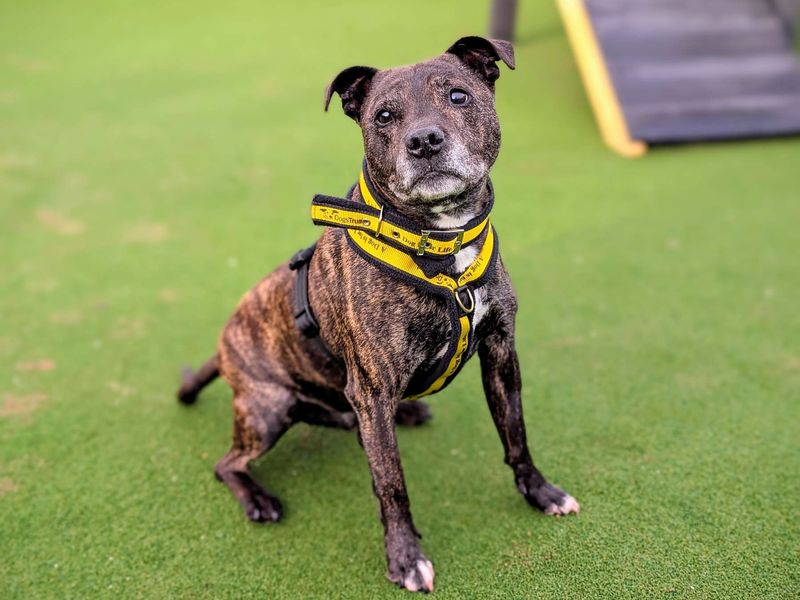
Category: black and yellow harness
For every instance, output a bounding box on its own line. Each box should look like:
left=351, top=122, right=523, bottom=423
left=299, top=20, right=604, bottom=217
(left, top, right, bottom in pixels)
left=290, top=166, right=498, bottom=400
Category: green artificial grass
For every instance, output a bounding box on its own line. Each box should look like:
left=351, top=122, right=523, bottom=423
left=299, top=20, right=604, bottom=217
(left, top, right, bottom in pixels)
left=2, top=1, right=799, bottom=598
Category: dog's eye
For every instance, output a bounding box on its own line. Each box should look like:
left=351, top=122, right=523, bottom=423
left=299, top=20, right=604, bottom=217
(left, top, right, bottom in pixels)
left=375, top=110, right=394, bottom=126
left=449, top=89, right=470, bottom=106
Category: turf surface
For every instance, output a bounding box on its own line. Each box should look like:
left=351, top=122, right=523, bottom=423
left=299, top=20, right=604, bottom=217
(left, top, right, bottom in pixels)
left=1, top=1, right=799, bottom=598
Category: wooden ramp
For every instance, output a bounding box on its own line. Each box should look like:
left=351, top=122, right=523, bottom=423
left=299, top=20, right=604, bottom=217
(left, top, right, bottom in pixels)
left=558, top=0, right=800, bottom=156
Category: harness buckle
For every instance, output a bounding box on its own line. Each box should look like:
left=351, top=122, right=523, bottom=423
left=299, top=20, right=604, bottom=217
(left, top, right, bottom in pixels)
left=417, top=228, right=465, bottom=256
left=454, top=285, right=475, bottom=314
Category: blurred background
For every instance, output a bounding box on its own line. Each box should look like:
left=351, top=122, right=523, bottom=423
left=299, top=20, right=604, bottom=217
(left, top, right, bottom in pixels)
left=1, top=1, right=798, bottom=598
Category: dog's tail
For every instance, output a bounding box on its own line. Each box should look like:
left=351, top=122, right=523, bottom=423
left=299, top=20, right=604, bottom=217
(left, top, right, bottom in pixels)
left=177, top=353, right=220, bottom=405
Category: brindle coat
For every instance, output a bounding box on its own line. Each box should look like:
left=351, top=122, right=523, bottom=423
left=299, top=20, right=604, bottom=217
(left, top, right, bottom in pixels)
left=178, top=36, right=579, bottom=593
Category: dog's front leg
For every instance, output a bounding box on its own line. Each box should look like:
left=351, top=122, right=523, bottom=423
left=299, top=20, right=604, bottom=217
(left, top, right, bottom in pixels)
left=478, top=323, right=580, bottom=516
left=348, top=383, right=434, bottom=593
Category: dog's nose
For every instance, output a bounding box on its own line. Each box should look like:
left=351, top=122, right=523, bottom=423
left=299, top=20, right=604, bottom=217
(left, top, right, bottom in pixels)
left=405, top=126, right=445, bottom=158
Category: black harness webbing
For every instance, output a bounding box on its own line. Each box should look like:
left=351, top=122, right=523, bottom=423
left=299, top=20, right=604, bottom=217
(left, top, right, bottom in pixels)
left=288, top=243, right=320, bottom=338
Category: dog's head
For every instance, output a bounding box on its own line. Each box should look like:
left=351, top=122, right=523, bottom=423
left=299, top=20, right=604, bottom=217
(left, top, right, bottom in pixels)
left=324, top=37, right=514, bottom=214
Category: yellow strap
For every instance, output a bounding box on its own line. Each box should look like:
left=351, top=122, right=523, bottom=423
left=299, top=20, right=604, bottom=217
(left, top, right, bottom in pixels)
left=346, top=224, right=494, bottom=292
left=355, top=171, right=489, bottom=256
left=406, top=315, right=471, bottom=400
left=311, top=204, right=377, bottom=230
left=313, top=204, right=474, bottom=256
left=356, top=171, right=381, bottom=209
left=310, top=172, right=489, bottom=256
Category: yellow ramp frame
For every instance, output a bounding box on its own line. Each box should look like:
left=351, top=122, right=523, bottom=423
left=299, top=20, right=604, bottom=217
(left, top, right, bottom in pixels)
left=557, top=0, right=647, bottom=158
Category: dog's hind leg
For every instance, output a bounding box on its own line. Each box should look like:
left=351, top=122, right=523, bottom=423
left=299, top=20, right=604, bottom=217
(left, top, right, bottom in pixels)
left=214, top=383, right=295, bottom=523
left=394, top=400, right=432, bottom=427
left=292, top=399, right=430, bottom=430
left=292, top=399, right=357, bottom=430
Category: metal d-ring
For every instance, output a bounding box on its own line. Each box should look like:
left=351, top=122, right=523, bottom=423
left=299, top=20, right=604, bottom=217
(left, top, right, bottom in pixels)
left=454, top=286, right=475, bottom=314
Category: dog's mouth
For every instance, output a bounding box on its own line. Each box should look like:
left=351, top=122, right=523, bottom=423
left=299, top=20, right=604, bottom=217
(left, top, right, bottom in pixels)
left=413, top=169, right=463, bottom=185
left=405, top=169, right=467, bottom=201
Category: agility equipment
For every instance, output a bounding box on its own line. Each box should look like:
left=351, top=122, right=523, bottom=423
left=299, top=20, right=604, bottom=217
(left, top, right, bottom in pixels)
left=558, top=0, right=800, bottom=156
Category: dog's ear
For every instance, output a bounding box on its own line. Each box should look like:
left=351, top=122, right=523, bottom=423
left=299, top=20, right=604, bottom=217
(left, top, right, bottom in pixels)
left=324, top=65, right=378, bottom=121
left=445, top=36, right=515, bottom=86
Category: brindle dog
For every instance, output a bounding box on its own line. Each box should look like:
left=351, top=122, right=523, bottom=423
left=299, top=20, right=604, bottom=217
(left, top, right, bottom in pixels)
left=178, top=36, right=579, bottom=593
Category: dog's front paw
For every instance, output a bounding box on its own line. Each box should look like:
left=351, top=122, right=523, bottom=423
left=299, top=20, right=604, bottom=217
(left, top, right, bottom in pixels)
left=386, top=542, right=434, bottom=593
left=242, top=487, right=283, bottom=523
left=518, top=479, right=580, bottom=516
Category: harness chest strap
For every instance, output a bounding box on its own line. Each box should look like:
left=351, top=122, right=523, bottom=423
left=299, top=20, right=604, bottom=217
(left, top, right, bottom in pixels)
left=346, top=224, right=495, bottom=300
left=344, top=222, right=497, bottom=400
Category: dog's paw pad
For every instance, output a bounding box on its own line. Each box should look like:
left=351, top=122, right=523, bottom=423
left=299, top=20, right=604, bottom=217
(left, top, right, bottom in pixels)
left=521, top=480, right=580, bottom=516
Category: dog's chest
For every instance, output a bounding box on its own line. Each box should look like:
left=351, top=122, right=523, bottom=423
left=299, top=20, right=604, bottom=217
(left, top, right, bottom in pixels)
left=423, top=246, right=488, bottom=362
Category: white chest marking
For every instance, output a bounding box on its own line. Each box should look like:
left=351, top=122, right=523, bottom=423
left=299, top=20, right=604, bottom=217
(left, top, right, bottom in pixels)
left=427, top=244, right=489, bottom=364
left=452, top=246, right=488, bottom=327
left=432, top=210, right=488, bottom=328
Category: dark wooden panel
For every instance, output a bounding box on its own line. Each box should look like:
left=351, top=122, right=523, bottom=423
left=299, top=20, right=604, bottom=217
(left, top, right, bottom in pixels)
left=627, top=93, right=800, bottom=142
left=583, top=0, right=800, bottom=143
left=612, top=54, right=800, bottom=106
left=598, top=25, right=789, bottom=63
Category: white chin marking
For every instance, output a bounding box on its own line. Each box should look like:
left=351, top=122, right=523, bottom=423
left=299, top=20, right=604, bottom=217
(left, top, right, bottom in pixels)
left=393, top=140, right=487, bottom=201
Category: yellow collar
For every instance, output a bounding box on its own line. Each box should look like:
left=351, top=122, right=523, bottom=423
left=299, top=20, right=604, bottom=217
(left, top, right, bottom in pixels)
left=312, top=166, right=493, bottom=257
